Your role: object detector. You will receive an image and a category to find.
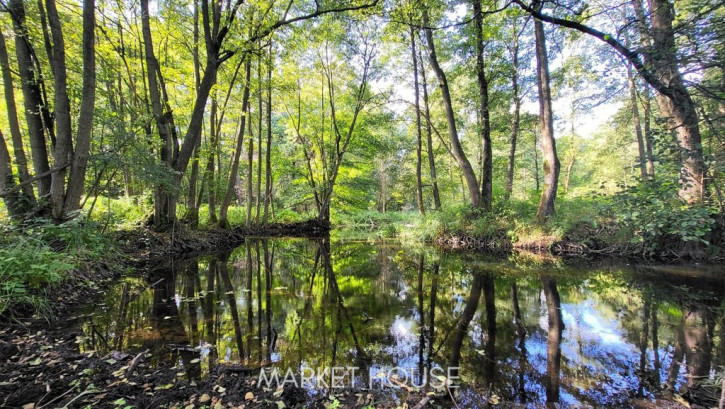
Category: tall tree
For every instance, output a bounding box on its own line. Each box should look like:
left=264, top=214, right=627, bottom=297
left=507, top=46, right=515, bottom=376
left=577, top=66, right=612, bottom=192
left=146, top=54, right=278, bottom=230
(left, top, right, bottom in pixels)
left=411, top=26, right=425, bottom=215
left=0, top=27, right=34, bottom=205
left=422, top=8, right=482, bottom=208
left=7, top=0, right=52, bottom=198
left=63, top=0, right=97, bottom=215
left=418, top=43, right=441, bottom=210
left=515, top=0, right=707, bottom=203
left=219, top=60, right=252, bottom=228
left=505, top=17, right=522, bottom=200
left=473, top=0, right=492, bottom=210
left=532, top=3, right=560, bottom=219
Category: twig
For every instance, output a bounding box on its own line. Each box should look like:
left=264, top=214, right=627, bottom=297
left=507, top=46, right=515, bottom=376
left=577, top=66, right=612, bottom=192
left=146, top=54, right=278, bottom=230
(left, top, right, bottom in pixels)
left=719, top=378, right=724, bottom=409
left=59, top=386, right=100, bottom=409
left=37, top=384, right=77, bottom=409
left=446, top=385, right=460, bottom=409
left=412, top=396, right=431, bottom=409
left=126, top=348, right=150, bottom=377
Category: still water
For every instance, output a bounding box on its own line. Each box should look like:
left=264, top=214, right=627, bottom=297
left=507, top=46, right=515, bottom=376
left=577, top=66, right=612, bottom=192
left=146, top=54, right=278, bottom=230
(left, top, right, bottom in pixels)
left=81, top=238, right=725, bottom=407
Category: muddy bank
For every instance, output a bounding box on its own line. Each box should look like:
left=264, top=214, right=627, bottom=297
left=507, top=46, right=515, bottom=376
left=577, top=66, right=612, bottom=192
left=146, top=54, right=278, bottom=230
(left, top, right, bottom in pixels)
left=0, top=324, right=456, bottom=409
left=434, top=231, right=723, bottom=261
left=120, top=219, right=330, bottom=263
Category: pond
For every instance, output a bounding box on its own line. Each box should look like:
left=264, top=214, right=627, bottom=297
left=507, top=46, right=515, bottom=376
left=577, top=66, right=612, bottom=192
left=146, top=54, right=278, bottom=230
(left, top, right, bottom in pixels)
left=80, top=238, right=725, bottom=407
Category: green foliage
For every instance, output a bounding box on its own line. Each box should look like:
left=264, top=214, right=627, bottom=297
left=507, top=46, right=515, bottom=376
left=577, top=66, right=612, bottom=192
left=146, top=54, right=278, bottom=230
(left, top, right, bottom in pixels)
left=0, top=236, right=71, bottom=317
left=0, top=218, right=111, bottom=318
left=605, top=180, right=717, bottom=250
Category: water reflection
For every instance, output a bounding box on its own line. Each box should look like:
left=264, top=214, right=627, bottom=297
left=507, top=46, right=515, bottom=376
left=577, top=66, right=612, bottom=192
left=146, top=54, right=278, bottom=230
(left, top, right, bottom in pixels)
left=81, top=238, right=725, bottom=407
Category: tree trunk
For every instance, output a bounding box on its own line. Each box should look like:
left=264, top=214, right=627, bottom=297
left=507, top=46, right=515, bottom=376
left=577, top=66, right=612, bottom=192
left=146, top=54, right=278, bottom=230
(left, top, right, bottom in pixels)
left=648, top=0, right=704, bottom=202
left=141, top=0, right=176, bottom=227
left=533, top=128, right=540, bottom=191
left=411, top=27, right=425, bottom=215
left=185, top=0, right=202, bottom=227
left=8, top=0, right=52, bottom=198
left=473, top=0, right=492, bottom=210
left=63, top=0, right=96, bottom=215
left=519, top=0, right=704, bottom=203
left=219, top=61, right=252, bottom=228
left=0, top=130, right=25, bottom=218
left=642, top=85, right=655, bottom=179
left=628, top=61, right=648, bottom=180
left=506, top=20, right=521, bottom=200
left=256, top=55, right=263, bottom=226
left=206, top=97, right=219, bottom=224
left=0, top=29, right=34, bottom=206
left=422, top=9, right=482, bottom=208
left=419, top=42, right=441, bottom=211
left=263, top=41, right=273, bottom=227
left=246, top=102, right=255, bottom=228
left=534, top=12, right=560, bottom=219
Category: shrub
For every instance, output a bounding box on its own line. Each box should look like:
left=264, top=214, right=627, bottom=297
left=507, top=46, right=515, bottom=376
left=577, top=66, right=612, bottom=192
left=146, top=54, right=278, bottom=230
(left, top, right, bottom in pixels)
left=605, top=180, right=717, bottom=251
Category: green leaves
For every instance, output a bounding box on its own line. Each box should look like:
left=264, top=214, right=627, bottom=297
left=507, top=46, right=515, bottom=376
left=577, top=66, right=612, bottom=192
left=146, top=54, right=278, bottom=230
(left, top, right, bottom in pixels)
left=606, top=180, right=717, bottom=252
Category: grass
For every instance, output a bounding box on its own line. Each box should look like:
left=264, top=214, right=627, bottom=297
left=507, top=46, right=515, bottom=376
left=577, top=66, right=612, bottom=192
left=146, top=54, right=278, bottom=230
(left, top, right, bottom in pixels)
left=331, top=196, right=607, bottom=248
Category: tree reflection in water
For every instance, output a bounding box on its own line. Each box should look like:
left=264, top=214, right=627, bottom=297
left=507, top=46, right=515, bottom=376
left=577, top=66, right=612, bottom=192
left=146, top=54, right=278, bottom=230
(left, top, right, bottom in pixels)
left=80, top=239, right=725, bottom=407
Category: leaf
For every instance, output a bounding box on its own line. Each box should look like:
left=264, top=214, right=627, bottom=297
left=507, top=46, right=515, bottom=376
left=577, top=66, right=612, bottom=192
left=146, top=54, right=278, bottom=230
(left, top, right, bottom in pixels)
left=245, top=391, right=255, bottom=400
left=154, top=383, right=174, bottom=390
left=29, top=357, right=42, bottom=366
left=276, top=401, right=286, bottom=409
left=105, top=358, right=117, bottom=365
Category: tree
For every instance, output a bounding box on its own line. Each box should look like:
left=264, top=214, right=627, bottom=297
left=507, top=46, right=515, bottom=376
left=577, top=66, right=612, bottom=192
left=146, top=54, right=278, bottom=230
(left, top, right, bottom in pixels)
left=7, top=0, right=52, bottom=199
left=532, top=3, right=560, bottom=219
left=410, top=26, right=425, bottom=215
left=285, top=20, right=377, bottom=224
left=422, top=7, right=482, bottom=208
left=513, top=0, right=706, bottom=203
left=472, top=0, right=492, bottom=210
left=0, top=27, right=34, bottom=206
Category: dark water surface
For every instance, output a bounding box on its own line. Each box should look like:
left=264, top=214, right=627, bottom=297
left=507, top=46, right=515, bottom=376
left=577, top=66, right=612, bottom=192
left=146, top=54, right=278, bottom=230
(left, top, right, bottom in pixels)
left=81, top=238, right=725, bottom=407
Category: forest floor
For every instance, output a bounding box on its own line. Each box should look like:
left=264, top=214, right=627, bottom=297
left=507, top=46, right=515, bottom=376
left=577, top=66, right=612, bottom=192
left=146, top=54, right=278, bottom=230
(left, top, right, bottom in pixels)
left=0, top=223, right=704, bottom=408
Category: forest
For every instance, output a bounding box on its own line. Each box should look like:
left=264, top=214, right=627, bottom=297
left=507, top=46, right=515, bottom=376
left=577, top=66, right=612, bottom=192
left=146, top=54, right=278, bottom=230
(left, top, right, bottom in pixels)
left=0, top=0, right=724, bottom=408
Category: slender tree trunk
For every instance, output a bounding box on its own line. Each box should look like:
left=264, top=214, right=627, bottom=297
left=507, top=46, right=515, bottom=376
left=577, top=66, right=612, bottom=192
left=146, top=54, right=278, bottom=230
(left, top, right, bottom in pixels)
left=628, top=61, right=648, bottom=180
left=422, top=9, right=482, bottom=208
left=534, top=11, right=560, bottom=219
left=506, top=20, right=521, bottom=200
left=63, top=0, right=96, bottom=215
left=186, top=0, right=202, bottom=227
left=263, top=41, right=273, bottom=227
left=0, top=27, right=34, bottom=205
left=533, top=128, right=540, bottom=191
left=0, top=130, right=24, bottom=217
left=44, top=0, right=73, bottom=219
left=9, top=0, right=52, bottom=198
left=473, top=0, right=492, bottom=210
left=419, top=43, right=441, bottom=210
left=411, top=27, right=425, bottom=215
left=219, top=61, right=252, bottom=227
left=206, top=97, right=219, bottom=223
left=246, top=102, right=255, bottom=228
left=642, top=84, right=655, bottom=179
left=256, top=55, right=263, bottom=226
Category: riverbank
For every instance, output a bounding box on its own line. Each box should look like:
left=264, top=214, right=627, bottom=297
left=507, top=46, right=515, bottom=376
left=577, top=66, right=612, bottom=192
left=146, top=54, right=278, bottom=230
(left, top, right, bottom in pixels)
left=2, top=213, right=724, bottom=408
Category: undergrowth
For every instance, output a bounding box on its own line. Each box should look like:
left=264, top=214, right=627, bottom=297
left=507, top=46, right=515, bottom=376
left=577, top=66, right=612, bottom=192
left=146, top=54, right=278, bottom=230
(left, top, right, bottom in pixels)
left=0, top=217, right=112, bottom=319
